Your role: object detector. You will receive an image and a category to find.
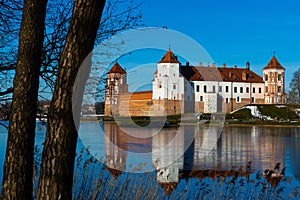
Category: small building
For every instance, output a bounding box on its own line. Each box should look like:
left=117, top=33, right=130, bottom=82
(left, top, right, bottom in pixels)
left=104, top=49, right=286, bottom=116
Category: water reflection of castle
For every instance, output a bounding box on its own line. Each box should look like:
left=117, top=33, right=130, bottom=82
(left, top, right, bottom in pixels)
left=104, top=123, right=128, bottom=179
left=103, top=123, right=299, bottom=194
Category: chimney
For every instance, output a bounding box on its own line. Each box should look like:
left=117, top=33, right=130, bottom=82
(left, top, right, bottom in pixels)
left=212, top=63, right=216, bottom=68
left=186, top=62, right=189, bottom=67
left=199, top=62, right=203, bottom=68
left=246, top=61, right=250, bottom=70
left=222, top=63, right=226, bottom=68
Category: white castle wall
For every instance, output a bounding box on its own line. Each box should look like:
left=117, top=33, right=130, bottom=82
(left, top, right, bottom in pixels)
left=193, top=81, right=265, bottom=105
left=153, top=63, right=185, bottom=100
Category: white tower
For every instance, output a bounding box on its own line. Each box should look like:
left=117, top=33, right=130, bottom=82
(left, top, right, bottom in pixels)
left=152, top=49, right=184, bottom=101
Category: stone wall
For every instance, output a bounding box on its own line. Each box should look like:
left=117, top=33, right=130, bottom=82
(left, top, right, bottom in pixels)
left=118, top=91, right=153, bottom=116
left=106, top=91, right=269, bottom=116
left=152, top=99, right=184, bottom=116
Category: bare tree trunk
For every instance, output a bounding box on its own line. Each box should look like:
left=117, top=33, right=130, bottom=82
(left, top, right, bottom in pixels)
left=36, top=0, right=106, bottom=199
left=1, top=0, right=47, bottom=199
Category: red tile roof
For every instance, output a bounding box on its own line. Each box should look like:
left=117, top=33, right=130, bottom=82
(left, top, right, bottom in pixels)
left=107, top=62, right=126, bottom=74
left=158, top=49, right=180, bottom=64
left=180, top=66, right=263, bottom=83
left=263, top=56, right=285, bottom=70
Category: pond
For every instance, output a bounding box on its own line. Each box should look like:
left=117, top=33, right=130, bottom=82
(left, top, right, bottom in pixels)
left=1, top=121, right=300, bottom=199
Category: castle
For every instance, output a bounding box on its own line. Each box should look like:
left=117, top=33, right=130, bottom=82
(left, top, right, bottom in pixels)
left=104, top=49, right=286, bottom=116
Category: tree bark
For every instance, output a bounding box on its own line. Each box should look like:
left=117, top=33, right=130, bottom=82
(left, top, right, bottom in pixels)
left=1, top=0, right=47, bottom=199
left=36, top=0, right=106, bottom=199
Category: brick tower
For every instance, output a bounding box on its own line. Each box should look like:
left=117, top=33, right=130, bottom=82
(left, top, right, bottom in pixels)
left=104, top=62, right=128, bottom=116
left=263, top=55, right=287, bottom=104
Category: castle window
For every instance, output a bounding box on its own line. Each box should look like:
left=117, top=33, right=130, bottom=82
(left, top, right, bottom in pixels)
left=253, top=87, right=256, bottom=93
left=204, top=85, right=207, bottom=93
left=278, top=86, right=282, bottom=93
left=225, top=98, right=229, bottom=103
left=212, top=86, right=216, bottom=93
left=265, top=86, right=268, bottom=93
left=265, top=74, right=268, bottom=81
left=219, top=86, right=222, bottom=92
left=225, top=86, right=229, bottom=93
left=251, top=97, right=254, bottom=103
left=196, top=85, right=200, bottom=92
left=259, top=87, right=262, bottom=93
left=246, top=87, right=249, bottom=93
left=236, top=96, right=240, bottom=103
left=173, top=84, right=176, bottom=89
left=200, top=96, right=203, bottom=101
left=234, top=87, right=237, bottom=93
left=240, top=87, right=243, bottom=93
left=278, top=74, right=282, bottom=81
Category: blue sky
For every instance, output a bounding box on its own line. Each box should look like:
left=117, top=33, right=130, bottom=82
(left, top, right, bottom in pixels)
left=130, top=0, right=300, bottom=88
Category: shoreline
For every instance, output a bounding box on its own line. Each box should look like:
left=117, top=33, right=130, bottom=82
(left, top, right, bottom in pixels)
left=78, top=118, right=300, bottom=128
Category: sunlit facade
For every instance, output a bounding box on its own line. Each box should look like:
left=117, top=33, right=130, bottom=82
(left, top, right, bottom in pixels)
left=105, top=49, right=287, bottom=116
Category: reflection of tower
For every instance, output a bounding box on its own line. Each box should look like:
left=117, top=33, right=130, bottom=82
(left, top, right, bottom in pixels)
left=263, top=55, right=287, bottom=104
left=104, top=123, right=128, bottom=179
left=104, top=62, right=128, bottom=116
left=152, top=127, right=185, bottom=195
left=183, top=126, right=195, bottom=172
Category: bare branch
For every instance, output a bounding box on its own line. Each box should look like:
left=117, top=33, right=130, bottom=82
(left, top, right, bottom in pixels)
left=0, top=87, right=13, bottom=96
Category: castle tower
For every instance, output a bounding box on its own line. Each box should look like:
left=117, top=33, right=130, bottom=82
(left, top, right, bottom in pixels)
left=104, top=62, right=128, bottom=116
left=152, top=49, right=187, bottom=115
left=263, top=56, right=287, bottom=104
left=153, top=49, right=181, bottom=100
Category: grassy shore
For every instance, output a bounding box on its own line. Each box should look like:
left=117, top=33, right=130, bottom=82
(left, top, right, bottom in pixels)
left=224, top=120, right=300, bottom=127
left=81, top=114, right=300, bottom=127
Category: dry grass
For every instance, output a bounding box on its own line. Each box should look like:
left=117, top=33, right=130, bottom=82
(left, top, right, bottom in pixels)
left=29, top=147, right=300, bottom=200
